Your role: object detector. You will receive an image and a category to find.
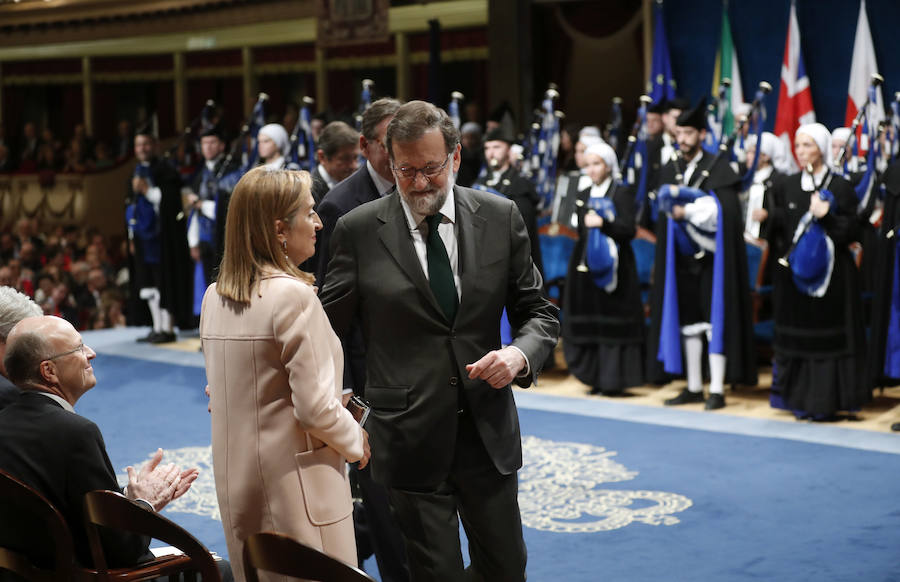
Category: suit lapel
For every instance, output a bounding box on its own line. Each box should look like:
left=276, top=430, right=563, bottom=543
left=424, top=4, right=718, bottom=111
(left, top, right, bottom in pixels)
left=456, top=187, right=486, bottom=318
left=376, top=194, right=443, bottom=317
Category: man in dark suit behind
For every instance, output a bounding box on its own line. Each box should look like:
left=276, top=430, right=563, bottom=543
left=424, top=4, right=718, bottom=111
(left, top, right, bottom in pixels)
left=0, top=287, right=42, bottom=411
left=315, top=97, right=411, bottom=582
left=0, top=315, right=203, bottom=574
left=320, top=101, right=559, bottom=581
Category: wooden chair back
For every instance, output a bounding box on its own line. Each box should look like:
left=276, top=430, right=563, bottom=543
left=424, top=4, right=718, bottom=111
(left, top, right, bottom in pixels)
left=83, top=490, right=221, bottom=582
left=0, top=469, right=85, bottom=582
left=242, top=531, right=375, bottom=582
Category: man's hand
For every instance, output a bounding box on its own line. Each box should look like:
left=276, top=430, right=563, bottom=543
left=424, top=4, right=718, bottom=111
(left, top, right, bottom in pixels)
left=125, top=448, right=199, bottom=512
left=751, top=208, right=768, bottom=222
left=131, top=177, right=149, bottom=196
left=190, top=246, right=201, bottom=262
left=358, top=429, right=371, bottom=470
left=466, top=346, right=526, bottom=389
left=671, top=205, right=686, bottom=220
left=584, top=211, right=604, bottom=228
left=204, top=384, right=211, bottom=414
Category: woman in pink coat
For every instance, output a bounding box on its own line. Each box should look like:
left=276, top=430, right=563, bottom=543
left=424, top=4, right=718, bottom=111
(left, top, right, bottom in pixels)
left=200, top=166, right=370, bottom=580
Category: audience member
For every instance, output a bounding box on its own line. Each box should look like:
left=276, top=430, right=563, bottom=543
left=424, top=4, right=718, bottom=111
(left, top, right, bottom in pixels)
left=0, top=315, right=232, bottom=578
left=0, top=287, right=42, bottom=410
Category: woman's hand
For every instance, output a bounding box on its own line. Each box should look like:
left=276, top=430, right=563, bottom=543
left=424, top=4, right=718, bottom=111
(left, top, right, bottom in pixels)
left=810, top=192, right=830, bottom=219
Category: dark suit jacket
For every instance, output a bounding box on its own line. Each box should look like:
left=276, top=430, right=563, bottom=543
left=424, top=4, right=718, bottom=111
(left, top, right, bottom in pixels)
left=320, top=186, right=559, bottom=489
left=315, top=166, right=385, bottom=396
left=311, top=169, right=331, bottom=207
left=0, top=392, right=151, bottom=569
left=0, top=375, right=19, bottom=411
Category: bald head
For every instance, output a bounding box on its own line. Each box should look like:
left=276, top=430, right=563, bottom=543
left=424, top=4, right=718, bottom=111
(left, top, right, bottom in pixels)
left=5, top=316, right=96, bottom=404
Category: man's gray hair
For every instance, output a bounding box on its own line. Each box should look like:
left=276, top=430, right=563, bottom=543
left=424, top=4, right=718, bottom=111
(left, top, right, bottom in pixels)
left=385, top=101, right=460, bottom=160
left=361, top=98, right=402, bottom=142
left=4, top=331, right=51, bottom=389
left=0, top=286, right=42, bottom=342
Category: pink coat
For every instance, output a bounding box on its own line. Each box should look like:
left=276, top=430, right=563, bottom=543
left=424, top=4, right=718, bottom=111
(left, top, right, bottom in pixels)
left=200, top=272, right=364, bottom=580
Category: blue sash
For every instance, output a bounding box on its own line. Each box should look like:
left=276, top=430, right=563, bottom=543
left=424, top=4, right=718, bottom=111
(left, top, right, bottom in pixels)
left=657, top=189, right=727, bottom=373
left=585, top=197, right=619, bottom=292
left=788, top=190, right=835, bottom=297
left=885, top=238, right=900, bottom=377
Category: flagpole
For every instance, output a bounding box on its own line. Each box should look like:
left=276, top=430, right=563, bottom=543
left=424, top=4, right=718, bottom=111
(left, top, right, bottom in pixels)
left=643, top=0, right=653, bottom=86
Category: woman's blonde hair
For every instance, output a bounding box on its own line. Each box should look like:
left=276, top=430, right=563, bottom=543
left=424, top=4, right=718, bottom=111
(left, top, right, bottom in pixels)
left=216, top=166, right=314, bottom=303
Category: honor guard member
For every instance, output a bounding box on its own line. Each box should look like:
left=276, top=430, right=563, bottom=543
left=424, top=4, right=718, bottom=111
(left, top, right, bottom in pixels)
left=562, top=142, right=645, bottom=395
left=647, top=100, right=757, bottom=409
left=742, top=132, right=784, bottom=240
left=768, top=123, right=868, bottom=420
left=551, top=132, right=603, bottom=234
left=126, top=126, right=192, bottom=342
left=310, top=121, right=360, bottom=206
left=183, top=126, right=242, bottom=317
left=475, top=127, right=545, bottom=275
left=257, top=123, right=290, bottom=170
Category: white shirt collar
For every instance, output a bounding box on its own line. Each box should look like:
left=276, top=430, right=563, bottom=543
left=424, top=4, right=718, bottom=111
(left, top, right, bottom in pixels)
left=264, top=156, right=285, bottom=170
left=366, top=160, right=395, bottom=197
left=33, top=390, right=75, bottom=413
left=399, top=187, right=456, bottom=232
left=590, top=177, right=612, bottom=198
left=684, top=149, right=703, bottom=166
left=318, top=164, right=337, bottom=188
left=753, top=165, right=773, bottom=184
left=205, top=155, right=223, bottom=172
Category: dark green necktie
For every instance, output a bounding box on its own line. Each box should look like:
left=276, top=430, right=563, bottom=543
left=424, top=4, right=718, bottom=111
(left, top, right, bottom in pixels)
left=425, top=213, right=458, bottom=322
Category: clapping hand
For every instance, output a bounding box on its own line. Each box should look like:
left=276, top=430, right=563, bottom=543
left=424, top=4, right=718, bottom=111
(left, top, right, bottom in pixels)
left=126, top=448, right=199, bottom=511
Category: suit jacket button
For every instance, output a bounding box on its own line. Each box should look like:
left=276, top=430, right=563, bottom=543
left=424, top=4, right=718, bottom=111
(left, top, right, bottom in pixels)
left=449, top=377, right=458, bottom=386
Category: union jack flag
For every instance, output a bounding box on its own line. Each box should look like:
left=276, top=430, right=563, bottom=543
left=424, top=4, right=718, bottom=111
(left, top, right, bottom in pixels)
left=774, top=0, right=815, bottom=171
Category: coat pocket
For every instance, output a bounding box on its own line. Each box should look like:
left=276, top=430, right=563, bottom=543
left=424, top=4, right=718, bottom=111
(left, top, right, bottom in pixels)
left=294, top=445, right=353, bottom=526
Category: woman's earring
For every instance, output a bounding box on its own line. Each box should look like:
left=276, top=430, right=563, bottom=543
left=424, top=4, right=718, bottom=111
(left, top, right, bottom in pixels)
left=282, top=239, right=288, bottom=258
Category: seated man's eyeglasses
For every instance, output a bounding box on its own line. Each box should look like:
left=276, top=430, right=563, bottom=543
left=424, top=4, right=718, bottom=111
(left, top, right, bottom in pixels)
left=391, top=151, right=454, bottom=181
left=46, top=343, right=85, bottom=360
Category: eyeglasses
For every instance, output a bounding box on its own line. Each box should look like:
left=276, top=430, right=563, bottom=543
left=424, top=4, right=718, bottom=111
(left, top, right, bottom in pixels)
left=46, top=343, right=85, bottom=361
left=391, top=151, right=454, bottom=181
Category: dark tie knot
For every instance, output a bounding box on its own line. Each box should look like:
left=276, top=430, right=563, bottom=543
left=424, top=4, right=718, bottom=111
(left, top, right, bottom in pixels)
left=425, top=214, right=444, bottom=241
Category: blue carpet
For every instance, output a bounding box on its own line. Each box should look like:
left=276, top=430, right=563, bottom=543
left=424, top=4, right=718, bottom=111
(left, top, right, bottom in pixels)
left=78, top=329, right=900, bottom=582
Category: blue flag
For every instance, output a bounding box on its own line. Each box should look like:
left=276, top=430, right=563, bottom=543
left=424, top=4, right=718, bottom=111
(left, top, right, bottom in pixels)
left=648, top=0, right=676, bottom=106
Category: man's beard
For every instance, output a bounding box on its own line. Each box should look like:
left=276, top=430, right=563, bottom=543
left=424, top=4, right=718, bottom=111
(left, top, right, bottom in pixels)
left=399, top=172, right=454, bottom=216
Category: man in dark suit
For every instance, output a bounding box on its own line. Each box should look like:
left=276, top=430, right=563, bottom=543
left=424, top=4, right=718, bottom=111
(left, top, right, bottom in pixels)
left=315, top=97, right=410, bottom=582
left=0, top=287, right=42, bottom=411
left=310, top=120, right=360, bottom=206
left=315, top=99, right=401, bottom=289
left=320, top=101, right=559, bottom=581
left=0, top=315, right=200, bottom=571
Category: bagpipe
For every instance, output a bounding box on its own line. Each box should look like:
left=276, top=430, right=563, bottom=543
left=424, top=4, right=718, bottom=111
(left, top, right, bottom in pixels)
left=656, top=82, right=770, bottom=375
left=164, top=99, right=218, bottom=163
left=222, top=92, right=268, bottom=178
left=776, top=165, right=837, bottom=297
left=288, top=96, right=316, bottom=171
left=448, top=91, right=464, bottom=130
left=574, top=196, right=620, bottom=293
left=835, top=73, right=883, bottom=173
